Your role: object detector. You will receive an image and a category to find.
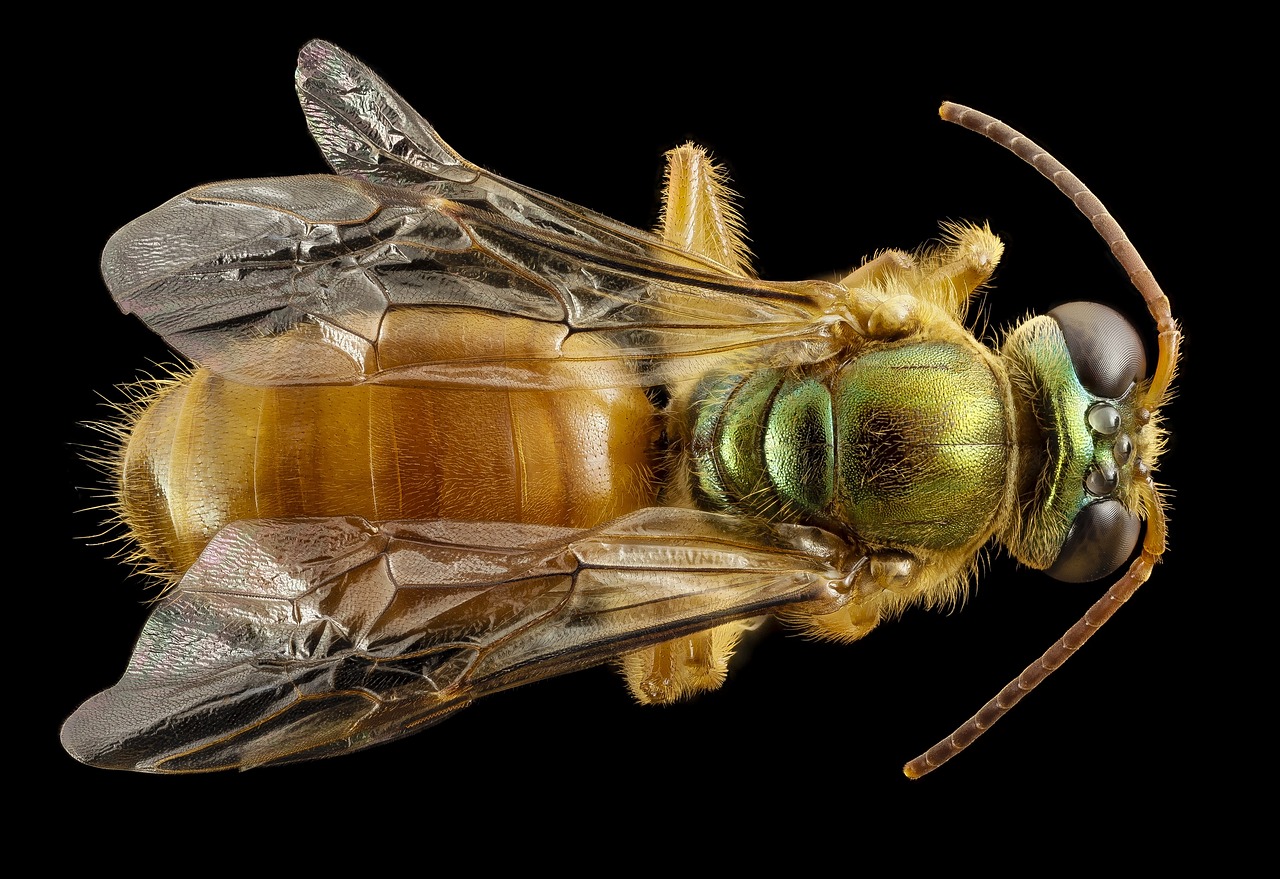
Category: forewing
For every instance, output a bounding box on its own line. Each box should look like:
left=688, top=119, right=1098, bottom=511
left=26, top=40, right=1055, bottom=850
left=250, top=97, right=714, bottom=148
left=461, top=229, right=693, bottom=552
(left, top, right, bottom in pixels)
left=101, top=39, right=847, bottom=387
left=62, top=511, right=855, bottom=773
left=102, top=173, right=846, bottom=387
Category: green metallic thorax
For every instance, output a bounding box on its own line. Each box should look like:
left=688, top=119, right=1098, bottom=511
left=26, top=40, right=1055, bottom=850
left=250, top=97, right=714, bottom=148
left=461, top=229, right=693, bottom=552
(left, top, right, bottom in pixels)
left=688, top=341, right=1009, bottom=551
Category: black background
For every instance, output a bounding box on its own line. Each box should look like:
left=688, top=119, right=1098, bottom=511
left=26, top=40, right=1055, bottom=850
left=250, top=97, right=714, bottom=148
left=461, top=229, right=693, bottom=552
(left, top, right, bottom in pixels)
left=42, top=18, right=1228, bottom=849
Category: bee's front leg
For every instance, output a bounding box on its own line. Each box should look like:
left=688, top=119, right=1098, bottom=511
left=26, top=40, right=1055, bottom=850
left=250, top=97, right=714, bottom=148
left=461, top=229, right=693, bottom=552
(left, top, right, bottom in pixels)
left=785, top=546, right=976, bottom=643
left=777, top=550, right=912, bottom=642
left=840, top=224, right=1005, bottom=339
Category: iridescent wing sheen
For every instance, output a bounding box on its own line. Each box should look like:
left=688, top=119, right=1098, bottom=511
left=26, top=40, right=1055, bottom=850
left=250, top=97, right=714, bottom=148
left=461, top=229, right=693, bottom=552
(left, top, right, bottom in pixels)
left=100, top=40, right=847, bottom=389
left=61, top=510, right=856, bottom=772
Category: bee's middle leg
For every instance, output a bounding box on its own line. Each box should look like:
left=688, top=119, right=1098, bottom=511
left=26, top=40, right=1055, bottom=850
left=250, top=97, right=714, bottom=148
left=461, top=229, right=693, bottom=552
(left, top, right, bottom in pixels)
left=619, top=620, right=758, bottom=704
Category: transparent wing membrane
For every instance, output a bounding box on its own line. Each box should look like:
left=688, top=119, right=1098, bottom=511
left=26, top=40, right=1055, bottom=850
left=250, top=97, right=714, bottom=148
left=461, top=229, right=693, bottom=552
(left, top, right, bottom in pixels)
left=63, top=511, right=855, bottom=772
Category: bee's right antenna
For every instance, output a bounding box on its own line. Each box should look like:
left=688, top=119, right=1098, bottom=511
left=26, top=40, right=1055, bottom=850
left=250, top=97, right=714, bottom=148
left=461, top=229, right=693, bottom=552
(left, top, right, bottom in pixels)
left=903, top=103, right=1182, bottom=779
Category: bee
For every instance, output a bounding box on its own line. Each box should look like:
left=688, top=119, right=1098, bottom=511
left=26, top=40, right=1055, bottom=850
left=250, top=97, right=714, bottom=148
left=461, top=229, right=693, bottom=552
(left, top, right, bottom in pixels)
left=61, top=40, right=1178, bottom=776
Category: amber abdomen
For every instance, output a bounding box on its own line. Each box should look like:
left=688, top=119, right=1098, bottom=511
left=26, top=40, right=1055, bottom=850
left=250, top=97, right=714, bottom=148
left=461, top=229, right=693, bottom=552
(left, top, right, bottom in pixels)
left=119, top=311, right=658, bottom=577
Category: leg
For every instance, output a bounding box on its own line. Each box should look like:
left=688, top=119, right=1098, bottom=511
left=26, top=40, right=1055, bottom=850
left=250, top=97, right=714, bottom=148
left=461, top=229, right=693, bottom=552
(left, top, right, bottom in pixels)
left=619, top=619, right=758, bottom=703
left=657, top=144, right=753, bottom=278
left=838, top=223, right=1004, bottom=338
left=785, top=547, right=977, bottom=642
left=618, top=146, right=759, bottom=704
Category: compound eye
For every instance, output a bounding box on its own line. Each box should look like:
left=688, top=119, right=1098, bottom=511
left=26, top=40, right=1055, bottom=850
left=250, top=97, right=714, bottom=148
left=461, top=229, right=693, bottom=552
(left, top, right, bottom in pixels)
left=1048, top=302, right=1147, bottom=398
left=1045, top=499, right=1142, bottom=583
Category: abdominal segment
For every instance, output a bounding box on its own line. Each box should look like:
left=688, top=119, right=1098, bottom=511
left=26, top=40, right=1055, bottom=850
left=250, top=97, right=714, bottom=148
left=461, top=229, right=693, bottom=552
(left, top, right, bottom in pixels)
left=118, top=313, right=659, bottom=578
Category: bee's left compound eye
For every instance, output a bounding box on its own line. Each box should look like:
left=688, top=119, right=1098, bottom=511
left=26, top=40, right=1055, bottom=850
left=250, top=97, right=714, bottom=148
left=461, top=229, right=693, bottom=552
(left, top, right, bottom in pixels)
left=1045, top=498, right=1142, bottom=583
left=1048, top=301, right=1147, bottom=398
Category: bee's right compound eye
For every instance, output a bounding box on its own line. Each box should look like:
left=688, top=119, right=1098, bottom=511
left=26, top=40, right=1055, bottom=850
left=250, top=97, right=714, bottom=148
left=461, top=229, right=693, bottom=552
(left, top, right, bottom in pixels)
left=1048, top=301, right=1147, bottom=398
left=1045, top=499, right=1142, bottom=583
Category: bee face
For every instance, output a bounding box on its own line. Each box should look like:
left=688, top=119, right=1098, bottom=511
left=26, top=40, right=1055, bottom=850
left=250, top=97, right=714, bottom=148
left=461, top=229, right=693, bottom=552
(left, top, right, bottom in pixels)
left=55, top=37, right=1182, bottom=788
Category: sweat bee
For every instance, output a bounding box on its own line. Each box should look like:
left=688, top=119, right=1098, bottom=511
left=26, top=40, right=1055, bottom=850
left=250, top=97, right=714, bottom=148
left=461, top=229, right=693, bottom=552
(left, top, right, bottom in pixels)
left=61, top=40, right=1179, bottom=776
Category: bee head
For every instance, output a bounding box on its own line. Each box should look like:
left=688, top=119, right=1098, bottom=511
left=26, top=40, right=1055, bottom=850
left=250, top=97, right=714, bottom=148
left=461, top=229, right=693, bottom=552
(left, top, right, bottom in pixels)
left=1001, top=301, right=1160, bottom=582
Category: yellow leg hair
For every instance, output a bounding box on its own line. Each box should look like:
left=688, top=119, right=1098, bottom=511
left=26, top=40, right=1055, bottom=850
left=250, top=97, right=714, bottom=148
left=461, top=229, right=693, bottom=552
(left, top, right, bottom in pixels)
left=617, top=144, right=759, bottom=703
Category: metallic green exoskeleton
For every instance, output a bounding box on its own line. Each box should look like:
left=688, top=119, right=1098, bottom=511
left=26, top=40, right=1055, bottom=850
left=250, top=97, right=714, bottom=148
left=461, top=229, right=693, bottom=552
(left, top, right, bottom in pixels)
left=689, top=341, right=1009, bottom=550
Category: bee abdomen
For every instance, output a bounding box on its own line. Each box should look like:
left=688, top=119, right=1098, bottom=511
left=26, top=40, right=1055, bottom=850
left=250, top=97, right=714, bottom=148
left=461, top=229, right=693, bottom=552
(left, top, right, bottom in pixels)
left=118, top=315, right=659, bottom=578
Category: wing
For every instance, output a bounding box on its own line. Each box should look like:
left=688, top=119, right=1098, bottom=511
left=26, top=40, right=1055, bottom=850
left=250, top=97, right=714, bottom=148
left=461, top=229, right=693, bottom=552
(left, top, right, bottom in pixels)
left=61, top=510, right=859, bottom=773
left=100, top=40, right=849, bottom=389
